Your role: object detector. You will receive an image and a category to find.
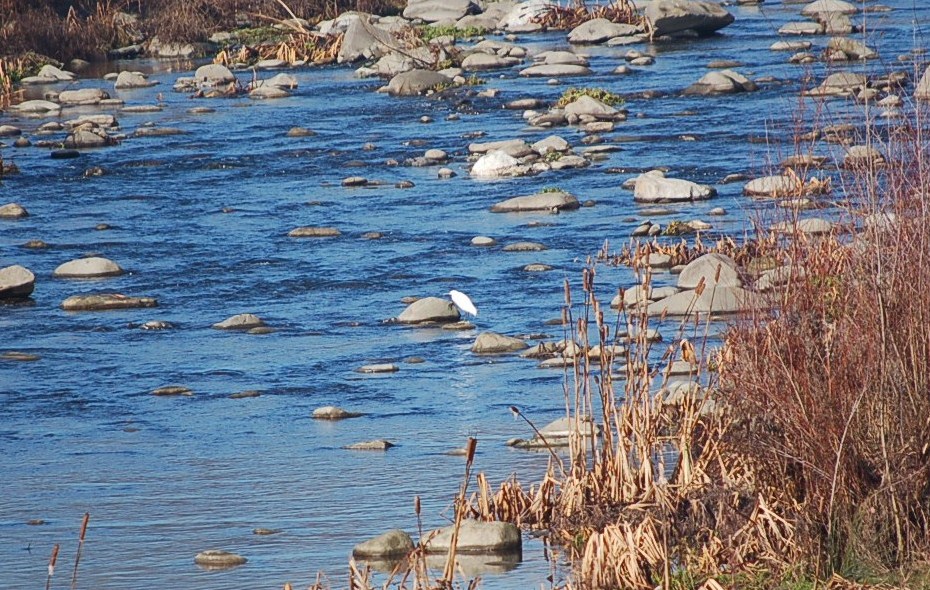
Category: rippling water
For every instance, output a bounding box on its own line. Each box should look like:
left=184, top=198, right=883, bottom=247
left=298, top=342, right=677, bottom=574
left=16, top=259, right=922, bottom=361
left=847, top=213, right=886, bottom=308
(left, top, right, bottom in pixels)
left=1, top=3, right=927, bottom=588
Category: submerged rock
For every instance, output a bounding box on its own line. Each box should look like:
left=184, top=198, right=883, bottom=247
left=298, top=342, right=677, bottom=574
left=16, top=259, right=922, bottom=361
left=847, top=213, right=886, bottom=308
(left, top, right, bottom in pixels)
left=194, top=549, right=247, bottom=568
left=312, top=406, right=364, bottom=420
left=345, top=439, right=395, bottom=451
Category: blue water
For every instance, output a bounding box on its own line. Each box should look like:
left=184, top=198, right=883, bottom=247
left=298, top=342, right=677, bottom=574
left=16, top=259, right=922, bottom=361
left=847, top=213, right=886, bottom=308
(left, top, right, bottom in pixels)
left=1, top=2, right=928, bottom=588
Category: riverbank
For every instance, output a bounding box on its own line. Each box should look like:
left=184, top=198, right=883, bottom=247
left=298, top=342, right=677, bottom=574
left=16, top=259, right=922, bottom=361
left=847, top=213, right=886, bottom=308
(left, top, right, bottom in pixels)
left=2, top=1, right=930, bottom=589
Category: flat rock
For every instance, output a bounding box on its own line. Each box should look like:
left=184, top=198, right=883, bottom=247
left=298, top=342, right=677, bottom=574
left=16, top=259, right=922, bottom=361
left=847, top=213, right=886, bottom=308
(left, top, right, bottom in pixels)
left=357, top=363, right=399, bottom=373
left=633, top=170, right=715, bottom=203
left=213, top=313, right=265, bottom=330
left=563, top=95, right=619, bottom=120
left=684, top=69, right=756, bottom=95
left=345, top=439, right=395, bottom=450
left=384, top=69, right=451, bottom=96
left=397, top=297, right=460, bottom=324
left=801, top=0, right=857, bottom=16
left=61, top=293, right=157, bottom=311
left=424, top=520, right=521, bottom=553
left=461, top=53, right=521, bottom=71
left=647, top=285, right=754, bottom=316
left=519, top=64, right=592, bottom=77
left=471, top=331, right=528, bottom=353
left=194, top=550, right=247, bottom=568
left=677, top=253, right=742, bottom=289
left=743, top=175, right=799, bottom=197
left=115, top=71, right=156, bottom=89
left=404, top=0, right=478, bottom=22
left=249, top=86, right=290, bottom=99
left=469, top=139, right=532, bottom=158
left=491, top=190, right=579, bottom=212
left=353, top=529, right=415, bottom=558
left=194, top=64, right=236, bottom=85
left=58, top=88, right=110, bottom=105
left=152, top=385, right=193, bottom=396
left=503, top=241, right=546, bottom=252
left=312, top=406, right=364, bottom=420
left=288, top=226, right=342, bottom=237
left=10, top=100, right=61, bottom=114
left=53, top=256, right=123, bottom=278
left=568, top=18, right=641, bottom=44
left=646, top=0, right=735, bottom=37
left=471, top=236, right=496, bottom=246
left=0, top=265, right=36, bottom=299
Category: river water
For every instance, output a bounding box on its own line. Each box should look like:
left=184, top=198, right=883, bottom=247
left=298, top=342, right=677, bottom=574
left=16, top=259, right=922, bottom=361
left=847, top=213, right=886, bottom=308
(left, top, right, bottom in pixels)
left=1, top=2, right=926, bottom=589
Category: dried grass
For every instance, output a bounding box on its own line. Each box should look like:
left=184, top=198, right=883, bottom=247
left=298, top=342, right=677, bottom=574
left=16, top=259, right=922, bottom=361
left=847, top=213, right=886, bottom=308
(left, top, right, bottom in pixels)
left=533, top=0, right=642, bottom=31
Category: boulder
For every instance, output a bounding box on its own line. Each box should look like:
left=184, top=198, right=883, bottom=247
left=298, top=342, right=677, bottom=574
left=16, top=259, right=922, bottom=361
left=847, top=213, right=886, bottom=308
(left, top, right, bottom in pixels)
left=53, top=256, right=123, bottom=278
left=683, top=69, right=757, bottom=95
left=384, top=69, right=451, bottom=96
left=288, top=227, right=341, bottom=237
left=0, top=203, right=28, bottom=218
left=563, top=95, right=619, bottom=120
left=346, top=439, right=395, bottom=450
left=461, top=53, right=521, bottom=71
left=519, top=64, right=592, bottom=77
left=353, top=529, right=415, bottom=558
left=568, top=18, right=641, bottom=44
left=471, top=331, right=528, bottom=353
left=397, top=297, right=460, bottom=323
left=58, top=88, right=110, bottom=105
left=647, top=285, right=754, bottom=316
left=801, top=0, right=857, bottom=16
left=0, top=265, right=36, bottom=299
left=404, top=0, right=478, bottom=22
left=312, top=406, right=364, bottom=420
left=424, top=520, right=521, bottom=553
left=115, top=71, right=156, bottom=89
left=194, top=550, right=247, bottom=568
left=646, top=0, right=735, bottom=37
left=37, top=64, right=76, bottom=80
left=64, top=129, right=111, bottom=149
left=469, top=139, right=532, bottom=158
left=9, top=100, right=61, bottom=114
left=249, top=86, right=290, bottom=99
left=213, top=313, right=265, bottom=330
left=61, top=294, right=157, bottom=311
left=827, top=37, right=876, bottom=60
left=743, top=175, right=799, bottom=197
left=470, top=150, right=525, bottom=178
left=490, top=190, right=579, bottom=212
left=915, top=66, right=930, bottom=101
left=531, top=135, right=570, bottom=154
left=676, top=253, right=742, bottom=289
left=338, top=15, right=396, bottom=63
left=633, top=171, right=716, bottom=203
left=194, top=64, right=236, bottom=85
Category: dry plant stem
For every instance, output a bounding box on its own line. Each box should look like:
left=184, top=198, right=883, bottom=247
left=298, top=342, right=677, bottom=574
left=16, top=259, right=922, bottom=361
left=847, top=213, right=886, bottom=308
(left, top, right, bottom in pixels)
left=70, top=512, right=90, bottom=590
left=509, top=406, right=566, bottom=476
left=442, top=437, right=477, bottom=585
left=46, top=543, right=59, bottom=590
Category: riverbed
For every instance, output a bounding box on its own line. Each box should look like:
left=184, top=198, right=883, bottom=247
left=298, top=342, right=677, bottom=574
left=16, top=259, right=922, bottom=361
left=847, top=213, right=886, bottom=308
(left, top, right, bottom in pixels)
left=1, top=2, right=926, bottom=588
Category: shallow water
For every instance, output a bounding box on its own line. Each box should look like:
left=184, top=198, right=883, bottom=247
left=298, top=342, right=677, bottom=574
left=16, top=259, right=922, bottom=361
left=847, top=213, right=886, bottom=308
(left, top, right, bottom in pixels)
left=1, top=2, right=928, bottom=588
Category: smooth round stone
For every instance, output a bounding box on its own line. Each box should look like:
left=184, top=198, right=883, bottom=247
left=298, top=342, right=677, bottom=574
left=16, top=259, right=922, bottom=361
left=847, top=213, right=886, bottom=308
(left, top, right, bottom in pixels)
left=709, top=207, right=727, bottom=216
left=0, top=203, right=28, bottom=218
left=53, top=256, right=123, bottom=278
left=194, top=550, right=247, bottom=568
left=213, top=313, right=264, bottom=330
left=471, top=236, right=496, bottom=246
left=356, top=363, right=399, bottom=374
left=404, top=356, right=425, bottom=364
left=342, top=176, right=368, bottom=187
left=248, top=326, right=275, bottom=334
left=13, top=137, right=30, bottom=148
left=151, top=385, right=193, bottom=397
left=438, top=168, right=456, bottom=178
left=424, top=149, right=447, bottom=161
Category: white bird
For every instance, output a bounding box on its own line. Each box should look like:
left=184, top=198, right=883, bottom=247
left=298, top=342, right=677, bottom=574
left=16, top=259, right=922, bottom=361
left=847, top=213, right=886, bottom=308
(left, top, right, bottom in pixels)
left=447, top=289, right=478, bottom=317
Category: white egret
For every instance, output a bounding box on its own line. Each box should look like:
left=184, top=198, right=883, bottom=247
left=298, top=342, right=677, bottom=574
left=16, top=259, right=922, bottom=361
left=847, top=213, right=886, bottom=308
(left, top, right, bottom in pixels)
left=447, top=289, right=478, bottom=317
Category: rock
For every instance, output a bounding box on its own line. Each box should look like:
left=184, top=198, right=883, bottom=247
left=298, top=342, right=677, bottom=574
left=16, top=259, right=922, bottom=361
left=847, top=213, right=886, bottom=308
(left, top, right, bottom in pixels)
left=915, top=66, right=930, bottom=100
left=346, top=439, right=395, bottom=450
left=490, top=190, right=579, bottom=212
left=531, top=135, right=570, bottom=155
left=843, top=145, right=884, bottom=168
left=194, top=64, right=236, bottom=85
left=194, top=550, right=247, bottom=568
left=647, top=285, right=754, bottom=316
left=64, top=129, right=112, bottom=149
left=9, top=100, right=61, bottom=114
left=353, top=529, right=415, bottom=558
left=249, top=86, right=290, bottom=99
left=524, top=263, right=553, bottom=272
left=438, top=167, right=456, bottom=179
left=261, top=73, right=299, bottom=89
left=519, top=64, right=592, bottom=77
left=0, top=265, right=36, bottom=299
left=342, top=177, right=368, bottom=187
left=646, top=0, right=735, bottom=37
left=0, top=125, right=21, bottom=136
left=37, top=64, right=76, bottom=81
left=677, top=253, right=742, bottom=289
left=499, top=0, right=553, bottom=32
left=1, top=351, right=41, bottom=362
left=633, top=171, right=715, bottom=203
left=53, top=256, right=123, bottom=278
left=471, top=150, right=526, bottom=178
left=61, top=294, right=157, bottom=311
left=568, top=18, right=641, bottom=44
left=778, top=22, right=824, bottom=35
left=384, top=69, right=451, bottom=96
left=114, top=71, right=156, bottom=89
left=312, top=406, right=364, bottom=420
left=152, top=386, right=193, bottom=397
left=461, top=53, right=521, bottom=71
left=471, top=332, right=528, bottom=354
left=563, top=95, right=620, bottom=121
left=424, top=520, right=521, bottom=553
left=0, top=203, right=28, bottom=218
left=772, top=217, right=834, bottom=235
left=397, top=297, right=460, bottom=324
left=58, top=88, right=110, bottom=105
left=828, top=37, right=875, bottom=60
left=213, top=313, right=265, bottom=330
left=288, top=226, right=342, bottom=237
left=404, top=0, right=478, bottom=22
left=338, top=15, right=396, bottom=63
left=424, top=148, right=447, bottom=162
left=684, top=69, right=757, bottom=95
left=287, top=127, right=316, bottom=137
left=808, top=71, right=867, bottom=96
left=140, top=320, right=173, bottom=330
left=771, top=40, right=811, bottom=51
left=801, top=0, right=857, bottom=16
left=469, top=139, right=533, bottom=158
left=503, top=241, right=546, bottom=252
left=357, top=363, right=399, bottom=373
left=743, top=175, right=799, bottom=197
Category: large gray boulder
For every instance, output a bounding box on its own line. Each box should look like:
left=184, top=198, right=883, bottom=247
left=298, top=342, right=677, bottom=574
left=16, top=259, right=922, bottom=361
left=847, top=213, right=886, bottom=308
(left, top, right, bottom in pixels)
left=471, top=331, right=529, bottom=353
left=397, top=297, right=460, bottom=323
left=683, top=69, right=756, bottom=95
left=194, top=64, right=236, bottom=85
left=0, top=265, right=36, bottom=299
left=647, top=285, right=754, bottom=316
left=53, top=256, right=124, bottom=278
left=916, top=66, right=930, bottom=101
left=58, top=88, right=110, bottom=105
left=801, top=0, right=857, bottom=16
left=499, top=0, right=553, bottom=32
left=646, top=0, right=735, bottom=37
left=633, top=171, right=716, bottom=203
left=490, top=190, right=579, bottom=212
left=424, top=520, right=521, bottom=553
left=353, top=529, right=415, bottom=558
left=383, top=69, right=451, bottom=96
left=63, top=129, right=112, bottom=149
left=338, top=15, right=396, bottom=63
left=115, top=71, right=156, bottom=89
left=563, top=95, right=619, bottom=120
left=461, top=53, right=521, bottom=71
left=213, top=313, right=265, bottom=330
left=568, top=18, right=641, bottom=44
left=404, top=0, right=478, bottom=22
left=676, top=253, right=742, bottom=289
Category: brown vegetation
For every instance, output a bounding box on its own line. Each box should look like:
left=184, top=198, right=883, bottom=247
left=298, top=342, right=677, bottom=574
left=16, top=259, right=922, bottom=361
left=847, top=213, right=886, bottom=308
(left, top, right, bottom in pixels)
left=532, top=0, right=642, bottom=31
